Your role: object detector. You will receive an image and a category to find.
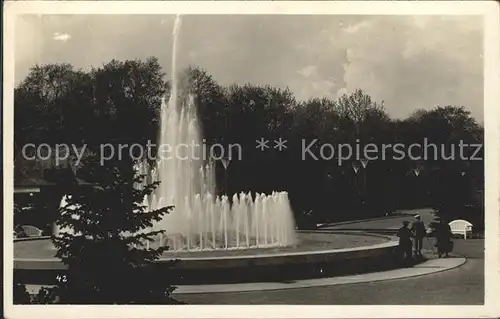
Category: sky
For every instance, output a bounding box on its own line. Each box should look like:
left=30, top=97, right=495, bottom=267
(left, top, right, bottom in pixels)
left=15, top=14, right=484, bottom=120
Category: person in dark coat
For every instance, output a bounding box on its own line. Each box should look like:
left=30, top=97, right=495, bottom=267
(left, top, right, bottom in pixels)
left=411, top=214, right=426, bottom=257
left=435, top=218, right=453, bottom=257
left=397, top=220, right=413, bottom=261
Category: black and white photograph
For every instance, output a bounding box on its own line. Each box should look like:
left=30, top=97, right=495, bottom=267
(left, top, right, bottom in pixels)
left=4, top=1, right=500, bottom=318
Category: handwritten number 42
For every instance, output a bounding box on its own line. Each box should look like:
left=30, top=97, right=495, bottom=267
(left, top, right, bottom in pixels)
left=56, top=275, right=67, bottom=283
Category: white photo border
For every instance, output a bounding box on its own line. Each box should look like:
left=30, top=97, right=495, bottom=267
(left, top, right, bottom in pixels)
left=3, top=1, right=499, bottom=318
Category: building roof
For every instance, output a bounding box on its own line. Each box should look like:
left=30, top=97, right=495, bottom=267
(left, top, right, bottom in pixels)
left=14, top=176, right=57, bottom=187
left=15, top=165, right=94, bottom=188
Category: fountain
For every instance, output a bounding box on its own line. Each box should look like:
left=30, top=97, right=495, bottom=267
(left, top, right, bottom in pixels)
left=54, top=14, right=297, bottom=252
left=135, top=14, right=296, bottom=251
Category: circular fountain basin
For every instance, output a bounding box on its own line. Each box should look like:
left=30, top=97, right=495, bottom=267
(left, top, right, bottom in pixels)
left=14, top=231, right=398, bottom=284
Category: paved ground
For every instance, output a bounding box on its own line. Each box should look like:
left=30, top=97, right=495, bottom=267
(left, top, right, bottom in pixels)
left=177, top=236, right=484, bottom=305
left=324, top=210, right=436, bottom=230
left=173, top=256, right=466, bottom=294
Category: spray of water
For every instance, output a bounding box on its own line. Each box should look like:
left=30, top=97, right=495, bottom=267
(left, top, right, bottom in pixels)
left=58, top=14, right=297, bottom=251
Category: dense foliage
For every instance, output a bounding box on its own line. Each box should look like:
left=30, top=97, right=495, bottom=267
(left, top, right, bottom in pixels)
left=15, top=58, right=484, bottom=227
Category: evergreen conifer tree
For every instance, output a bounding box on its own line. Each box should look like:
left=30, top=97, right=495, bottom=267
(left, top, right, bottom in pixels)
left=50, top=155, right=179, bottom=304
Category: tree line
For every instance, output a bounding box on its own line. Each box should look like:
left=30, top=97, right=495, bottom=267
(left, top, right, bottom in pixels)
left=14, top=57, right=484, bottom=226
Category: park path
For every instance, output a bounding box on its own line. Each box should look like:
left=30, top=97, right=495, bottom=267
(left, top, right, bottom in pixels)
left=177, top=239, right=483, bottom=304
left=322, top=209, right=436, bottom=230
left=177, top=211, right=484, bottom=305
left=174, top=256, right=465, bottom=294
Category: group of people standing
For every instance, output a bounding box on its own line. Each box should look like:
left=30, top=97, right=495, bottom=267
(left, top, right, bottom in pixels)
left=397, top=214, right=453, bottom=261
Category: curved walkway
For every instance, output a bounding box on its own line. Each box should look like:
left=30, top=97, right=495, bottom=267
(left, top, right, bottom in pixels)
left=178, top=239, right=483, bottom=304
left=174, top=256, right=465, bottom=294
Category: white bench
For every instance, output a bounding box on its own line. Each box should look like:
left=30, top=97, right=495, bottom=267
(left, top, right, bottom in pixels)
left=449, top=219, right=473, bottom=239
left=21, top=225, right=43, bottom=237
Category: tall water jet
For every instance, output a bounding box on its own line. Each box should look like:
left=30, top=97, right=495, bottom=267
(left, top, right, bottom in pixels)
left=150, top=14, right=216, bottom=237
left=56, top=14, right=297, bottom=251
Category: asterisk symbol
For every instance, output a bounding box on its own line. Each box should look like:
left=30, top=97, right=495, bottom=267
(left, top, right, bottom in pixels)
left=256, top=138, right=269, bottom=151
left=274, top=138, right=287, bottom=151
